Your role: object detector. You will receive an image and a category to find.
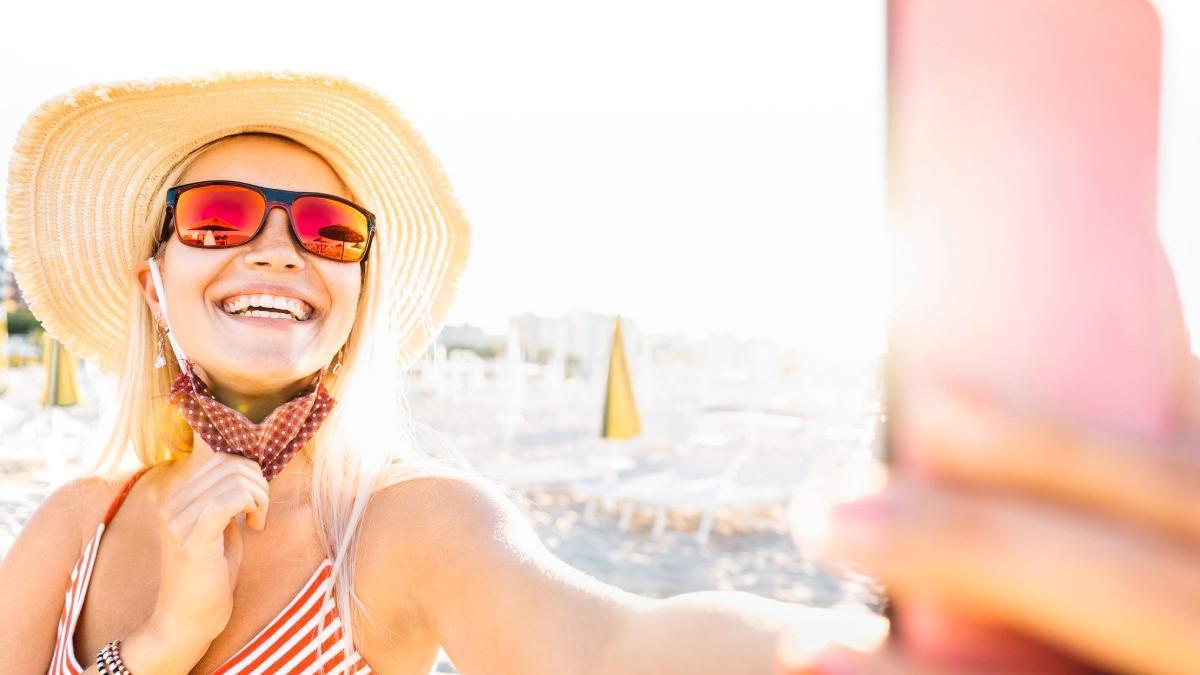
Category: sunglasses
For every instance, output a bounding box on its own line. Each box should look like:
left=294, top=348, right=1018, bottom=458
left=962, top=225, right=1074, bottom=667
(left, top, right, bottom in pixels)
left=162, top=180, right=376, bottom=264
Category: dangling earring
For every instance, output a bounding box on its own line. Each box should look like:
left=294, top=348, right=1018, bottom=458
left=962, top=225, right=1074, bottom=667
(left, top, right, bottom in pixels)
left=154, top=319, right=167, bottom=369
left=332, top=347, right=345, bottom=375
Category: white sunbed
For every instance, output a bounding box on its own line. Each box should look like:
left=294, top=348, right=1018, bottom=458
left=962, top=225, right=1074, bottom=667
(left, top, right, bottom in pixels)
left=474, top=435, right=639, bottom=494
left=571, top=442, right=794, bottom=545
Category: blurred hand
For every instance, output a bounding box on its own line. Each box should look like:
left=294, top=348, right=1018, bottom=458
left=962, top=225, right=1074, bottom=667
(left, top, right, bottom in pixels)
left=777, top=389, right=1200, bottom=675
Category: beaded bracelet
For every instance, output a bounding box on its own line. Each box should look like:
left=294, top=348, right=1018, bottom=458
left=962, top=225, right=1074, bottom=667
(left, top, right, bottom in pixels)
left=96, top=639, right=131, bottom=674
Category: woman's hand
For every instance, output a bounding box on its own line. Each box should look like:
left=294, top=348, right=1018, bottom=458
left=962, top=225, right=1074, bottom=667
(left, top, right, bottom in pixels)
left=777, top=389, right=1200, bottom=674
left=150, top=452, right=270, bottom=644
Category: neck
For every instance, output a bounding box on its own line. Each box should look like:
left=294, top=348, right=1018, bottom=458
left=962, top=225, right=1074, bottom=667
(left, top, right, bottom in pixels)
left=204, top=370, right=322, bottom=424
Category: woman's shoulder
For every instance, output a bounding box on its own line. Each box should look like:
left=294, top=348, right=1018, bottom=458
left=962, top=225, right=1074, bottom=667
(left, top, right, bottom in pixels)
left=0, top=466, right=157, bottom=674
left=15, top=465, right=150, bottom=565
left=60, top=467, right=149, bottom=515
left=356, top=465, right=531, bottom=568
left=365, top=466, right=520, bottom=528
left=65, top=461, right=177, bottom=532
left=341, top=469, right=489, bottom=627
left=359, top=466, right=541, bottom=584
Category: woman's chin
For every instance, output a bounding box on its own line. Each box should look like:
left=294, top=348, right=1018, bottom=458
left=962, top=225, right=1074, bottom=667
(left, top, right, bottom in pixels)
left=200, top=353, right=319, bottom=384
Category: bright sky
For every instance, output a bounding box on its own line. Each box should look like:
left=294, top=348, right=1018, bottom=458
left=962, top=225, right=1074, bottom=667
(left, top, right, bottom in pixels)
left=0, top=1, right=1194, bottom=357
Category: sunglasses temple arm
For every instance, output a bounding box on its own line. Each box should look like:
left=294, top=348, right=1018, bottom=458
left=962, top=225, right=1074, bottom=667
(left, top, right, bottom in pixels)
left=158, top=205, right=174, bottom=246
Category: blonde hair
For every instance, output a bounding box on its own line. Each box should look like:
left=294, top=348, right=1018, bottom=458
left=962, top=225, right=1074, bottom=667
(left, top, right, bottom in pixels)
left=79, top=131, right=479, bottom=657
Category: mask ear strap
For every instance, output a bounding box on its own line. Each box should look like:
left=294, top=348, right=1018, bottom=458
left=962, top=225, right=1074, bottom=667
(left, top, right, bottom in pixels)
left=147, top=256, right=190, bottom=374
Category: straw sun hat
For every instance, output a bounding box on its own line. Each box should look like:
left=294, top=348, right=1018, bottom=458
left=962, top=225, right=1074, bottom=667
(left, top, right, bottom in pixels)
left=5, top=70, right=472, bottom=374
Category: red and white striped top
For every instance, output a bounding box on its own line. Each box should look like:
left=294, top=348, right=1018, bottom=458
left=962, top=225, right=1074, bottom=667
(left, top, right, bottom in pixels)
left=46, top=467, right=376, bottom=674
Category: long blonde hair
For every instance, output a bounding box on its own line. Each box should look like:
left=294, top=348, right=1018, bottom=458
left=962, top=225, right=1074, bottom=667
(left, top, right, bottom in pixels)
left=79, top=131, right=478, bottom=656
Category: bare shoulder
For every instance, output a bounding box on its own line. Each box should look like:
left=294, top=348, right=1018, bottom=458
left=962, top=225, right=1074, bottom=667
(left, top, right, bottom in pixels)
left=363, top=470, right=530, bottom=556
left=368, top=469, right=518, bottom=514
left=356, top=471, right=641, bottom=674
left=30, top=470, right=140, bottom=548
left=349, top=471, right=521, bottom=665
left=359, top=469, right=522, bottom=561
left=0, top=468, right=144, bottom=672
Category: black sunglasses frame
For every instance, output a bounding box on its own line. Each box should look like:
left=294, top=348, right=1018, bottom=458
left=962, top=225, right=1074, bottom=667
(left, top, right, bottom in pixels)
left=161, top=179, right=377, bottom=264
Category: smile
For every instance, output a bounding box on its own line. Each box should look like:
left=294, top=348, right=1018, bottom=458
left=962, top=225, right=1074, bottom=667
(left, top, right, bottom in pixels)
left=217, top=303, right=314, bottom=326
left=220, top=293, right=314, bottom=321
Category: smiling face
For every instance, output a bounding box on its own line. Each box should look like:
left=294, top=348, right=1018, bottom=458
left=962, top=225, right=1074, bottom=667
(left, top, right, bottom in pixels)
left=135, top=134, right=363, bottom=401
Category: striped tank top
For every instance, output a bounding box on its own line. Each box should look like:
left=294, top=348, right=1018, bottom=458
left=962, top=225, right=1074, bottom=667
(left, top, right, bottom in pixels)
left=47, top=466, right=377, bottom=674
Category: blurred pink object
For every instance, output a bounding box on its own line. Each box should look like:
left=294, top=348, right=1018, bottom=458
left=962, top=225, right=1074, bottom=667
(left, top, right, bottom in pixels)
left=888, top=0, right=1195, bottom=669
left=890, top=0, right=1193, bottom=441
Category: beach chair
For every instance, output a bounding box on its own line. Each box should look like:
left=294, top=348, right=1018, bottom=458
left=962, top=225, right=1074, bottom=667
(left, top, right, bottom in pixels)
left=476, top=435, right=637, bottom=497
left=573, top=439, right=758, bottom=544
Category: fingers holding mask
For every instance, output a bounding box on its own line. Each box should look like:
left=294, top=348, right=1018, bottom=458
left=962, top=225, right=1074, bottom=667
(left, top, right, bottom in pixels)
left=160, top=453, right=270, bottom=536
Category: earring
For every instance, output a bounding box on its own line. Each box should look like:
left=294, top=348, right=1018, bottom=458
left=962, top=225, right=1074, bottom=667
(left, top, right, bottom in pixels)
left=154, top=320, right=167, bottom=369
left=332, top=348, right=344, bottom=375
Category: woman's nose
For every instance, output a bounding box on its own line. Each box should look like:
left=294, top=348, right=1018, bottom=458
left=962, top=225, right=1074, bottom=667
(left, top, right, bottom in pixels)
left=244, top=205, right=306, bottom=269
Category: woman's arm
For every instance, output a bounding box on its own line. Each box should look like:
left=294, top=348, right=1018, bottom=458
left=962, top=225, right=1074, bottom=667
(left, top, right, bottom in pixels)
left=594, top=590, right=886, bottom=675
left=73, top=619, right=205, bottom=675
left=367, top=474, right=883, bottom=675
left=1, top=476, right=102, bottom=671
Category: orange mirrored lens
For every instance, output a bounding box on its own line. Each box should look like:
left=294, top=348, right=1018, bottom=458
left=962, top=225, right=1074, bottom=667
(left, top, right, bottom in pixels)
left=293, top=196, right=370, bottom=262
left=175, top=185, right=265, bottom=247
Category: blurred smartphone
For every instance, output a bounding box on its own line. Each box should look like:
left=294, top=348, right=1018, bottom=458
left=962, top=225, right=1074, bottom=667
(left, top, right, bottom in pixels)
left=886, top=0, right=1193, bottom=667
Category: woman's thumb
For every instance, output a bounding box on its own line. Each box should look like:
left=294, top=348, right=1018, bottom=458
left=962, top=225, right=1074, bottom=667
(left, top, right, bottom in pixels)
left=247, top=498, right=269, bottom=532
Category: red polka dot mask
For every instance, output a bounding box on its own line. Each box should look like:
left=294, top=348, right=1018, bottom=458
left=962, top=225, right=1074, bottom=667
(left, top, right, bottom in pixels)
left=167, top=363, right=334, bottom=481
left=148, top=257, right=337, bottom=481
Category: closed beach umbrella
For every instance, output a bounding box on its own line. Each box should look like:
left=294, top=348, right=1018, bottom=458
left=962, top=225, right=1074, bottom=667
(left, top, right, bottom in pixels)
left=602, top=315, right=641, bottom=439
left=41, top=334, right=80, bottom=407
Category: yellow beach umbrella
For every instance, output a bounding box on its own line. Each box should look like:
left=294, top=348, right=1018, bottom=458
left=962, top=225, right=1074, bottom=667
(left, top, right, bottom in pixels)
left=42, top=334, right=80, bottom=407
left=602, top=315, right=641, bottom=438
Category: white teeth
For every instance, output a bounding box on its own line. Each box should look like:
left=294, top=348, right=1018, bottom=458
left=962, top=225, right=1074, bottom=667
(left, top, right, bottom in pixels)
left=240, top=310, right=295, bottom=320
left=220, top=293, right=312, bottom=320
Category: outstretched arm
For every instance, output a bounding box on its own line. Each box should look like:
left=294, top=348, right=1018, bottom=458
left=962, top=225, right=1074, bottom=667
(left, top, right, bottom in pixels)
left=371, top=473, right=883, bottom=675
left=595, top=589, right=885, bottom=675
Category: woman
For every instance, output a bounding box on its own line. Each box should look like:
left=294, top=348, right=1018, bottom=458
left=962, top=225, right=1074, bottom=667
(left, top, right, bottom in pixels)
left=0, top=72, right=877, bottom=674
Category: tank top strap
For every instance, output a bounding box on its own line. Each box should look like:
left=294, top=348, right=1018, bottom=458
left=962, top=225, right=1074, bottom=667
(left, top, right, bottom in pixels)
left=102, top=465, right=153, bottom=526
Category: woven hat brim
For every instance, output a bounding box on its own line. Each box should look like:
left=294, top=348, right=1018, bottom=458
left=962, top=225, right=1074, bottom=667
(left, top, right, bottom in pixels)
left=5, top=70, right=471, bottom=374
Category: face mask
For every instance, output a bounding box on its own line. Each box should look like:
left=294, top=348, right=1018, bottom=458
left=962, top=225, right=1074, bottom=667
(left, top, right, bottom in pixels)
left=147, top=257, right=337, bottom=481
